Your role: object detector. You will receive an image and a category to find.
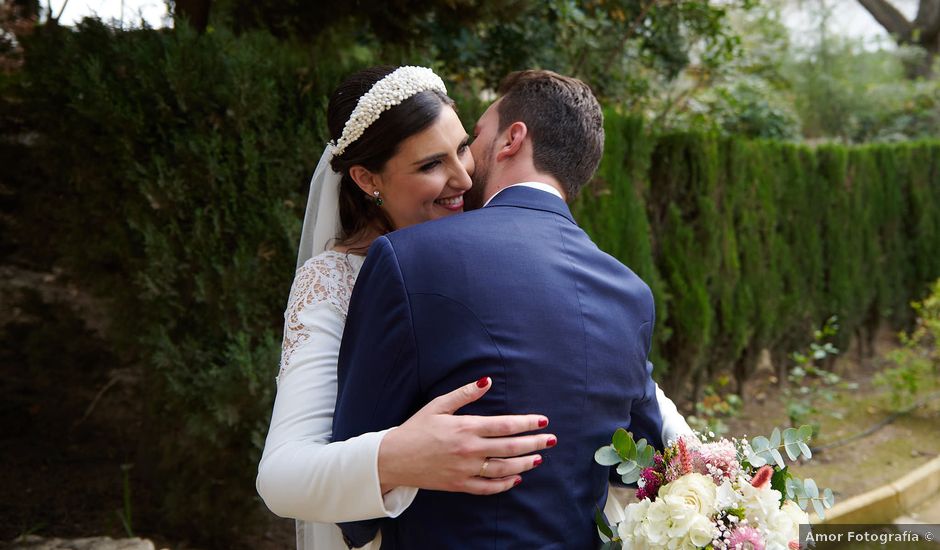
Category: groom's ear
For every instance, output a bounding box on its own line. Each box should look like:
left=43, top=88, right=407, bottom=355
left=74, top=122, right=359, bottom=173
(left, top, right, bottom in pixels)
left=495, top=121, right=527, bottom=162
left=349, top=165, right=379, bottom=197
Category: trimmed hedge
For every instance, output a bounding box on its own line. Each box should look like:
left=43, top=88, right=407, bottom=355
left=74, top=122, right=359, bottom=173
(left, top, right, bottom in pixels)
left=575, top=122, right=940, bottom=396
left=3, top=21, right=939, bottom=544
left=3, top=20, right=342, bottom=543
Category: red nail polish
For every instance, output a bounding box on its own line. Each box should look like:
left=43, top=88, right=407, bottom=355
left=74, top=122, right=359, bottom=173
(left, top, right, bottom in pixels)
left=476, top=376, right=489, bottom=388
left=533, top=457, right=543, bottom=467
left=538, top=418, right=548, bottom=428
left=546, top=437, right=557, bottom=447
left=514, top=477, right=522, bottom=486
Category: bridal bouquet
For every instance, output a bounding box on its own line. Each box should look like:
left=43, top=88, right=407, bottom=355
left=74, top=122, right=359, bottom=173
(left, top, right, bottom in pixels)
left=594, top=426, right=834, bottom=550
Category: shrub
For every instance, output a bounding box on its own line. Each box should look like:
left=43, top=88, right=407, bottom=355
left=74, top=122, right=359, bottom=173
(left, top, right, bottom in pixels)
left=7, top=20, right=343, bottom=543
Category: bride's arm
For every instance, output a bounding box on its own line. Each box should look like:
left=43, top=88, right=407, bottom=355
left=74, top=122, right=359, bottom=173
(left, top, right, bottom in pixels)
left=256, top=298, right=404, bottom=523
left=257, top=261, right=552, bottom=524
left=655, top=383, right=694, bottom=445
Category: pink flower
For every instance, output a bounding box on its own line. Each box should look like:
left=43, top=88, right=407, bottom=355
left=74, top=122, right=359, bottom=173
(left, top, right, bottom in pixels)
left=695, top=439, right=741, bottom=483
left=789, top=541, right=800, bottom=550
left=750, top=465, right=774, bottom=489
left=728, top=526, right=765, bottom=550
left=636, top=455, right=665, bottom=500
left=665, top=437, right=695, bottom=482
left=679, top=437, right=694, bottom=473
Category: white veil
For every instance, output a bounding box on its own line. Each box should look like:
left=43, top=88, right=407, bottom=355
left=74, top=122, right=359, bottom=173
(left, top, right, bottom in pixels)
left=295, top=145, right=343, bottom=269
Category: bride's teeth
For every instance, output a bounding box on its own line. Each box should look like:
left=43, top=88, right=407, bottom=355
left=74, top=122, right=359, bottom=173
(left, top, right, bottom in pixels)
left=436, top=196, right=463, bottom=206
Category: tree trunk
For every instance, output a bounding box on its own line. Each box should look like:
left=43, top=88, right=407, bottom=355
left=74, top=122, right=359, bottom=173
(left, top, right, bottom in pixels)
left=858, top=0, right=939, bottom=78
left=174, top=0, right=212, bottom=33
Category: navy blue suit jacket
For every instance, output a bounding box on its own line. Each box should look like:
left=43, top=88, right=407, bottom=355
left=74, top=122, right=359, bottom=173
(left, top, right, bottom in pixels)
left=332, top=186, right=664, bottom=549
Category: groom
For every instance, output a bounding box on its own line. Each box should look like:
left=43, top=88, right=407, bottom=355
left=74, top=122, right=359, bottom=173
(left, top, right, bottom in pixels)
left=333, top=70, right=668, bottom=548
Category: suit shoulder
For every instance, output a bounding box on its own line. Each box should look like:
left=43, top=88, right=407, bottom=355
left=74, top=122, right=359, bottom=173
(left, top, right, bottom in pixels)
left=594, top=248, right=655, bottom=309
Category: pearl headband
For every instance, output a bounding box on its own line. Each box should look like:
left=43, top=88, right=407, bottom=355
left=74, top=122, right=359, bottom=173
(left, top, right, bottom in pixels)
left=329, top=66, right=448, bottom=157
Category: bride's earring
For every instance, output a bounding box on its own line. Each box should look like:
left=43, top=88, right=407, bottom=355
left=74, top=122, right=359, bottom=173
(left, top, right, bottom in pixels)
left=372, top=190, right=384, bottom=206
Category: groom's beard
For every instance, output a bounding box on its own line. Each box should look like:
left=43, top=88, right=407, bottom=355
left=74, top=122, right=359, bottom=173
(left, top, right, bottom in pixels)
left=465, top=147, right=493, bottom=211
left=465, top=173, right=487, bottom=211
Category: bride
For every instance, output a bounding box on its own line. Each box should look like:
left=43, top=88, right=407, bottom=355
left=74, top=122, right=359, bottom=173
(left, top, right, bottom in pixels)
left=256, top=65, right=692, bottom=549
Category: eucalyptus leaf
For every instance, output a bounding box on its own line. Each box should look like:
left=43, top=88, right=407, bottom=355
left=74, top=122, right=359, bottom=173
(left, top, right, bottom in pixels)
left=798, top=425, right=813, bottom=440
left=769, top=448, right=785, bottom=468
left=798, top=441, right=812, bottom=459
left=786, top=478, right=802, bottom=499
left=621, top=468, right=641, bottom=484
left=616, top=460, right=638, bottom=475
left=783, top=427, right=797, bottom=445
left=770, top=427, right=781, bottom=448
left=639, top=444, right=654, bottom=466
left=804, top=478, right=819, bottom=498
left=752, top=436, right=770, bottom=452
left=784, top=441, right=799, bottom=461
left=595, top=446, right=621, bottom=466
left=747, top=449, right=767, bottom=468
left=824, top=488, right=835, bottom=507
left=812, top=498, right=825, bottom=519
left=613, top=429, right=637, bottom=460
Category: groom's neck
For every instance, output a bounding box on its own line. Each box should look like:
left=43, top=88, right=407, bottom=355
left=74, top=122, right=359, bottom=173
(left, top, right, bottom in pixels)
left=484, top=170, right=566, bottom=203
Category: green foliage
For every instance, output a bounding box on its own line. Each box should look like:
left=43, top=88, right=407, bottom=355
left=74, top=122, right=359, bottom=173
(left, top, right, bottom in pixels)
left=763, top=2, right=940, bottom=143
left=4, top=19, right=358, bottom=543
left=745, top=426, right=814, bottom=469
left=742, top=425, right=833, bottom=519
left=594, top=428, right=655, bottom=485
left=686, top=378, right=742, bottom=437
left=5, top=17, right=940, bottom=543
left=781, top=316, right=851, bottom=432
left=210, top=0, right=754, bottom=112
left=574, top=114, right=940, bottom=399
left=875, top=279, right=940, bottom=411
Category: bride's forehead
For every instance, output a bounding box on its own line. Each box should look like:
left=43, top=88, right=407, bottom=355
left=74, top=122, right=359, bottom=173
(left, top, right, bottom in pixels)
left=397, top=109, right=465, bottom=149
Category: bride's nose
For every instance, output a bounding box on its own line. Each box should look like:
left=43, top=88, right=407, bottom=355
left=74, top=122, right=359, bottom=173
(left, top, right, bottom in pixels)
left=449, top=161, right=473, bottom=191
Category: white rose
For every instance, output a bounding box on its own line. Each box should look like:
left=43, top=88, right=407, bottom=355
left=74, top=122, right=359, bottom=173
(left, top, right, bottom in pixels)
left=617, top=499, right=651, bottom=547
left=686, top=513, right=718, bottom=547
left=782, top=499, right=810, bottom=525
left=642, top=499, right=673, bottom=546
left=659, top=473, right=719, bottom=516
left=715, top=479, right=739, bottom=511
left=765, top=500, right=810, bottom=549
left=642, top=474, right=719, bottom=548
left=737, top=477, right=783, bottom=525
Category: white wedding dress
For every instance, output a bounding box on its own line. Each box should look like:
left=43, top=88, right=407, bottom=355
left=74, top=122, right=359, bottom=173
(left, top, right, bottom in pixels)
left=257, top=248, right=693, bottom=550
left=257, top=250, right=416, bottom=550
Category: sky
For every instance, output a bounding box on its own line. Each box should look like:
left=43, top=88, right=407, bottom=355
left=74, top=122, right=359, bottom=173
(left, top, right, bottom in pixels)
left=56, top=0, right=170, bottom=28
left=780, top=0, right=919, bottom=50
left=54, top=0, right=921, bottom=50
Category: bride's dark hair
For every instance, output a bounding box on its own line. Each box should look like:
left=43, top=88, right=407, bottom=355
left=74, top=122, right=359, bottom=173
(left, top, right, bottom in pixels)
left=326, top=65, right=455, bottom=246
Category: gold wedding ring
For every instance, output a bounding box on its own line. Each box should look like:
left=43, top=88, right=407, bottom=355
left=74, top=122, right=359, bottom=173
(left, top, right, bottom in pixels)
left=478, top=458, right=490, bottom=478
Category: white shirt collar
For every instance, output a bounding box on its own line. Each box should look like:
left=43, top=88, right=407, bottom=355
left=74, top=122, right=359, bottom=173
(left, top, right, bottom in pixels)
left=482, top=182, right=564, bottom=207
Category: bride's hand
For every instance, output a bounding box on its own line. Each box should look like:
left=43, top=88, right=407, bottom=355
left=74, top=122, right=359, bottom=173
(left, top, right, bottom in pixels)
left=377, top=377, right=555, bottom=495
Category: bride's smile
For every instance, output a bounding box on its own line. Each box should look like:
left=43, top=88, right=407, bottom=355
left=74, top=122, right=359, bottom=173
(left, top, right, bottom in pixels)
left=434, top=193, right=465, bottom=211
left=350, top=105, right=474, bottom=230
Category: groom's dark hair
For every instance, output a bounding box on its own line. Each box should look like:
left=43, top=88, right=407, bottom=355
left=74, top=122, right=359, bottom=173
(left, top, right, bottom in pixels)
left=496, top=70, right=604, bottom=199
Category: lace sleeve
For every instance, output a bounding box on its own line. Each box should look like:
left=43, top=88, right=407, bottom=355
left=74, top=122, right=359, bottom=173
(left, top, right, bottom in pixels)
left=257, top=251, right=417, bottom=524
left=279, top=253, right=358, bottom=382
